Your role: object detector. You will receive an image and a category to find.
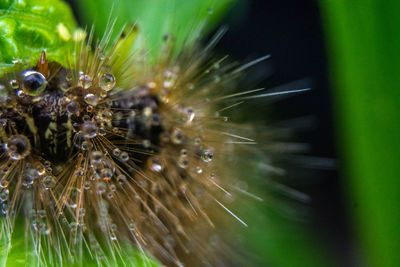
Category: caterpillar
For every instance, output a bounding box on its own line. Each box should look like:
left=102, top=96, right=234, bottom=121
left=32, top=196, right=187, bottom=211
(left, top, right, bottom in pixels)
left=0, top=0, right=313, bottom=266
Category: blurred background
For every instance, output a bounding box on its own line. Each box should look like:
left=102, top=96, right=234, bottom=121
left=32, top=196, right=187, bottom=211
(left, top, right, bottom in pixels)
left=215, top=1, right=355, bottom=266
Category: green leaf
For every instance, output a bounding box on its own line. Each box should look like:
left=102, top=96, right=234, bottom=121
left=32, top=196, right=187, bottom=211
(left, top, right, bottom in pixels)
left=0, top=0, right=79, bottom=75
left=319, top=1, right=400, bottom=266
left=236, top=154, right=337, bottom=267
left=74, top=0, right=235, bottom=62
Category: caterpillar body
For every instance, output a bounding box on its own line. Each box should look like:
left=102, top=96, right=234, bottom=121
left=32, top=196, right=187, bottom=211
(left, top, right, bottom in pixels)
left=0, top=0, right=310, bottom=266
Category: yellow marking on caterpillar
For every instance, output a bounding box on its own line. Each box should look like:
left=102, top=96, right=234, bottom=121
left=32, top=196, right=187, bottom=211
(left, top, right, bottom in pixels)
left=45, top=122, right=58, bottom=154
left=62, top=115, right=73, bottom=147
left=23, top=114, right=39, bottom=147
left=1, top=126, right=7, bottom=144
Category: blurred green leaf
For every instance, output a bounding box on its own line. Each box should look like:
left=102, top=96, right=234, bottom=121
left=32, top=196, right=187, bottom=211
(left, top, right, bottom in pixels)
left=0, top=0, right=79, bottom=75
left=74, top=0, right=235, bottom=62
left=237, top=154, right=337, bottom=267
left=320, top=1, right=400, bottom=266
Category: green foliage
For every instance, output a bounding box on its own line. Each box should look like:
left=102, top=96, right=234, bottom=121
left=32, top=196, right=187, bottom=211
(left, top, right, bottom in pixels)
left=74, top=0, right=235, bottom=62
left=236, top=153, right=337, bottom=267
left=0, top=0, right=79, bottom=75
left=320, top=1, right=400, bottom=266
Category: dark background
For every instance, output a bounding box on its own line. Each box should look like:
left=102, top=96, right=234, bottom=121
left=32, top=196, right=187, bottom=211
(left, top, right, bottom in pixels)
left=214, top=0, right=355, bottom=265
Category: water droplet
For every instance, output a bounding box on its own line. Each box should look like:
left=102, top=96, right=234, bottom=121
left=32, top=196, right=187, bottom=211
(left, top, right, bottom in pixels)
left=78, top=74, right=92, bottom=89
left=43, top=176, right=56, bottom=189
left=99, top=73, right=116, bottom=91
left=101, top=110, right=113, bottom=120
left=159, top=89, right=169, bottom=103
left=84, top=93, right=99, bottom=106
left=110, top=184, right=116, bottom=191
left=98, top=127, right=106, bottom=136
left=9, top=80, right=19, bottom=89
left=38, top=209, right=46, bottom=218
left=142, top=139, right=151, bottom=148
left=82, top=115, right=91, bottom=122
left=0, top=180, right=9, bottom=188
left=180, top=149, right=188, bottom=156
left=44, top=160, right=51, bottom=168
left=0, top=119, right=7, bottom=127
left=0, top=188, right=9, bottom=202
left=79, top=208, right=85, bottom=217
left=81, top=140, right=92, bottom=150
left=84, top=181, right=91, bottom=190
left=21, top=70, right=47, bottom=96
left=101, top=168, right=113, bottom=181
left=35, top=164, right=46, bottom=176
left=195, top=138, right=204, bottom=147
left=147, top=81, right=157, bottom=89
left=90, top=151, right=103, bottom=166
left=67, top=100, right=79, bottom=115
left=97, top=182, right=107, bottom=194
left=201, top=150, right=213, bottom=162
left=187, top=83, right=195, bottom=90
left=1, top=202, right=8, bottom=214
left=129, top=222, right=135, bottom=230
left=184, top=107, right=195, bottom=123
left=163, top=70, right=176, bottom=88
left=171, top=128, right=184, bottom=144
left=120, top=152, right=129, bottom=162
left=81, top=121, right=97, bottom=139
left=117, top=174, right=127, bottom=184
left=112, top=148, right=121, bottom=157
left=207, top=7, right=214, bottom=14
left=150, top=157, right=164, bottom=172
left=100, top=90, right=107, bottom=98
left=70, top=221, right=78, bottom=231
left=195, top=166, right=203, bottom=174
left=16, top=90, right=25, bottom=97
left=110, top=232, right=117, bottom=241
left=24, top=168, right=38, bottom=185
left=6, top=135, right=31, bottom=160
left=163, top=80, right=173, bottom=88
left=178, top=155, right=189, bottom=169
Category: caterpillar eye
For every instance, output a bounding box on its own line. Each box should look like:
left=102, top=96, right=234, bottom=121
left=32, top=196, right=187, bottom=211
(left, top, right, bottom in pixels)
left=21, top=70, right=47, bottom=96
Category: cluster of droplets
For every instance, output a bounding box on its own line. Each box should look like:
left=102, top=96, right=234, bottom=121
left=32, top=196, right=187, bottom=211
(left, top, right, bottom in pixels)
left=77, top=72, right=116, bottom=106
left=0, top=26, right=242, bottom=265
left=30, top=209, right=50, bottom=235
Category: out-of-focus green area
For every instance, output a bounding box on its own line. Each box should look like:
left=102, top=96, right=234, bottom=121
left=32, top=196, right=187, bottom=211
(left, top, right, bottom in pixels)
left=320, top=1, right=400, bottom=266
left=0, top=0, right=78, bottom=75
left=74, top=0, right=235, bottom=63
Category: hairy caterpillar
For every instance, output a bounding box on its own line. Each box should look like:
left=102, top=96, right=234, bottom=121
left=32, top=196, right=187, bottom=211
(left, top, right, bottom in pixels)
left=0, top=0, right=314, bottom=266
